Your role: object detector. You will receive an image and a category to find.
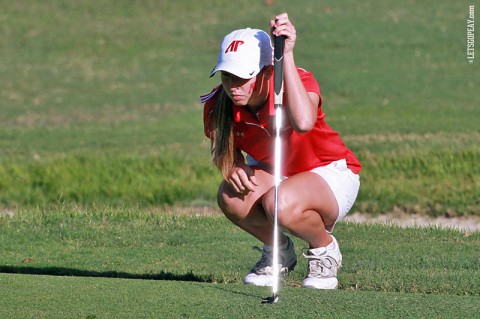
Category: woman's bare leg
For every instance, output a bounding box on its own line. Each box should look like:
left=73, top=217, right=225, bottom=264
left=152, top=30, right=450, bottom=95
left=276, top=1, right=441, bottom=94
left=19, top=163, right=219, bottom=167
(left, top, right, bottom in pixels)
left=262, top=172, right=338, bottom=248
left=217, top=168, right=279, bottom=245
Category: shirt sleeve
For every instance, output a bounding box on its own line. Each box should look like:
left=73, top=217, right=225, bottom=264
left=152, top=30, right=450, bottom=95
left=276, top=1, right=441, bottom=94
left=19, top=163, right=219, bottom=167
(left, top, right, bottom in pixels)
left=297, top=67, right=322, bottom=107
left=201, top=85, right=222, bottom=139
left=203, top=99, right=215, bottom=139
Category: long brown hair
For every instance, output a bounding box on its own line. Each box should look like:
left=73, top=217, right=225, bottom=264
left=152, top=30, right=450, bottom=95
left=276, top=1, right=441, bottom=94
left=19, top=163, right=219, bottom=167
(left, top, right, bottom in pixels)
left=211, top=87, right=235, bottom=180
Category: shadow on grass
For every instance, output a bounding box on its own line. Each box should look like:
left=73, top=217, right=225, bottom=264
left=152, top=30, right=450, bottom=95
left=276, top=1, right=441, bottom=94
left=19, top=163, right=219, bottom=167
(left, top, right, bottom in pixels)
left=0, top=265, right=213, bottom=283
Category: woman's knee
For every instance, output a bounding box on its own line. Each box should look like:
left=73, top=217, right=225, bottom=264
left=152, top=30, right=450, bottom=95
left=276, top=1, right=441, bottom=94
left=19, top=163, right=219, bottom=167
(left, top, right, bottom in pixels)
left=217, top=181, right=249, bottom=221
left=217, top=181, right=233, bottom=211
left=261, top=189, right=299, bottom=226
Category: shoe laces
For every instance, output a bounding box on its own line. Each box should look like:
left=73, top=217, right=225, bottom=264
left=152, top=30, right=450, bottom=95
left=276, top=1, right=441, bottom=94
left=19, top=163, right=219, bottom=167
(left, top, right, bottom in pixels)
left=303, top=252, right=339, bottom=278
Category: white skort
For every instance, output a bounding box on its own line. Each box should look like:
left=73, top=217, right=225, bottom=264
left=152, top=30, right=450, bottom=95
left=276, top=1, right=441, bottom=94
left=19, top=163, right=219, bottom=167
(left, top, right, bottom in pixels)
left=247, top=156, right=360, bottom=231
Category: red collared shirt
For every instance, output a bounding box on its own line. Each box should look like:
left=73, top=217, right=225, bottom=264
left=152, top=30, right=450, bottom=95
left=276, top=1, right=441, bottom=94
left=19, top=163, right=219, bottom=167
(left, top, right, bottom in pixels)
left=202, top=67, right=361, bottom=176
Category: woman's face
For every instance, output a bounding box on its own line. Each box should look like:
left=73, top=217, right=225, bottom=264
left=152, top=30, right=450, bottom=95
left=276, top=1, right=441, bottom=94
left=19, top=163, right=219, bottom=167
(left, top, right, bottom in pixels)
left=221, top=67, right=272, bottom=108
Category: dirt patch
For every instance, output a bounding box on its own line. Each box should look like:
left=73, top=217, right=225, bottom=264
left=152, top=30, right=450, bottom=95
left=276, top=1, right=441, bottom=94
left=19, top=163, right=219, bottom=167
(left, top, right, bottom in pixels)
left=343, top=212, right=480, bottom=232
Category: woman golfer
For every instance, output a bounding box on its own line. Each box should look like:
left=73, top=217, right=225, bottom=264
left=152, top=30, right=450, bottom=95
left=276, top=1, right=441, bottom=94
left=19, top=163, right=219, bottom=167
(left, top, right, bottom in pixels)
left=201, top=13, right=361, bottom=289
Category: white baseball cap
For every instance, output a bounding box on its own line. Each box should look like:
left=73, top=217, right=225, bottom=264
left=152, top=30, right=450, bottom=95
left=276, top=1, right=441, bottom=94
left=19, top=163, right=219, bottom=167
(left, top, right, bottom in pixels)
left=210, top=28, right=273, bottom=79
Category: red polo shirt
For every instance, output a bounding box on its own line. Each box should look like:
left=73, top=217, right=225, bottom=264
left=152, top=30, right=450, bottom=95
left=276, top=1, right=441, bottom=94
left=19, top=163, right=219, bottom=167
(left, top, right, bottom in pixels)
left=202, top=67, right=361, bottom=176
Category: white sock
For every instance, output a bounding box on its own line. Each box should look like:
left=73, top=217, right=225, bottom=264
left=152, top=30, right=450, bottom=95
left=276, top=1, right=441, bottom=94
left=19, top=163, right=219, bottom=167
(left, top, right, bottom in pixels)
left=326, top=237, right=336, bottom=250
left=310, top=236, right=336, bottom=254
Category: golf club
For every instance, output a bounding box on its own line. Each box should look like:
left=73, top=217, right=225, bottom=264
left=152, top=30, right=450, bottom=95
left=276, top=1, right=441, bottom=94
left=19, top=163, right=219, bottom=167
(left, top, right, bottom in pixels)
left=262, top=33, right=285, bottom=305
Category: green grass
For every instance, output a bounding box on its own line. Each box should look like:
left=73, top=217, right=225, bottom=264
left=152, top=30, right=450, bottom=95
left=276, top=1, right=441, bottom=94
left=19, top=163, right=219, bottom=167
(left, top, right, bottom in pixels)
left=1, top=207, right=478, bottom=295
left=0, top=209, right=478, bottom=318
left=1, top=275, right=479, bottom=319
left=0, top=154, right=218, bottom=206
left=0, top=0, right=479, bottom=216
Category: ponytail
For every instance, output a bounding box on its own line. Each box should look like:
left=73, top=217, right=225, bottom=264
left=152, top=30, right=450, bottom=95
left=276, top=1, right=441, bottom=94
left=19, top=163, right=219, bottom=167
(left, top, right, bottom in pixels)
left=211, top=87, right=235, bottom=180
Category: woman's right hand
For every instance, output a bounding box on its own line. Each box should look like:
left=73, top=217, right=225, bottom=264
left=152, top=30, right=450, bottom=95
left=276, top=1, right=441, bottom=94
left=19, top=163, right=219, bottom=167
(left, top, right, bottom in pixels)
left=270, top=12, right=297, bottom=56
left=227, top=163, right=258, bottom=194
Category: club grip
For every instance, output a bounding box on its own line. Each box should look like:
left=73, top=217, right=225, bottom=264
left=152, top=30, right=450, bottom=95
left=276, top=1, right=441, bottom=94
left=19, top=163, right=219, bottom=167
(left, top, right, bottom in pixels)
left=274, top=35, right=285, bottom=61
left=273, top=35, right=285, bottom=96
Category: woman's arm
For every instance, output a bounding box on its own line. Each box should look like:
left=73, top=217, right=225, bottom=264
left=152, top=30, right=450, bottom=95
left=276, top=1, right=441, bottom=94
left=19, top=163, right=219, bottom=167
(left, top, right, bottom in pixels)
left=271, top=13, right=319, bottom=133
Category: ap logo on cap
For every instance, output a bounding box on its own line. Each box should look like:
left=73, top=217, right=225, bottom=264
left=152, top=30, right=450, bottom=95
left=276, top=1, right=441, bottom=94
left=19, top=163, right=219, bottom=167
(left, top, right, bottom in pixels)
left=225, top=40, right=245, bottom=53
left=210, top=28, right=273, bottom=79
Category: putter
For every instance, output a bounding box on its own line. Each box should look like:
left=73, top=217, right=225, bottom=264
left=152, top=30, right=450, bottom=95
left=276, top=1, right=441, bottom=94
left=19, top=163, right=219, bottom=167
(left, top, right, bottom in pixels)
left=262, top=33, right=285, bottom=305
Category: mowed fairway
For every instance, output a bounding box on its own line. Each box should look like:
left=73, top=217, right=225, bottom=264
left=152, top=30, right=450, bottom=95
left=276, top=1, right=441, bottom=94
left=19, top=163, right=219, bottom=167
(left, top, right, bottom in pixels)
left=1, top=275, right=478, bottom=319
left=0, top=0, right=479, bottom=318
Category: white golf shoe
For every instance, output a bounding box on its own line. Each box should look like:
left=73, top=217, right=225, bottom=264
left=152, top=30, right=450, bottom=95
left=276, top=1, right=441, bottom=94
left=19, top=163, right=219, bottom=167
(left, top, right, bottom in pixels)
left=243, top=236, right=297, bottom=286
left=301, top=236, right=342, bottom=289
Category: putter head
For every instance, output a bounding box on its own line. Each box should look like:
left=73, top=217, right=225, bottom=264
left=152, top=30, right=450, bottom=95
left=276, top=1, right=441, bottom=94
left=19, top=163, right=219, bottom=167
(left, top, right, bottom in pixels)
left=261, top=293, right=279, bottom=304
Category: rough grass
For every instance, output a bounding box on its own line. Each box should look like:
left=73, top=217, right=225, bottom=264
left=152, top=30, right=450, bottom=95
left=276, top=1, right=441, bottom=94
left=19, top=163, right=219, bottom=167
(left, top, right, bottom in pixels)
left=0, top=154, right=218, bottom=206
left=1, top=144, right=477, bottom=216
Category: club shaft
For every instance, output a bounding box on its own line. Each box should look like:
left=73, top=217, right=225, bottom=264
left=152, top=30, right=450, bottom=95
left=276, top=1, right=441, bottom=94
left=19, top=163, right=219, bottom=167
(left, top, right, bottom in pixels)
left=271, top=35, right=285, bottom=296
left=272, top=105, right=282, bottom=295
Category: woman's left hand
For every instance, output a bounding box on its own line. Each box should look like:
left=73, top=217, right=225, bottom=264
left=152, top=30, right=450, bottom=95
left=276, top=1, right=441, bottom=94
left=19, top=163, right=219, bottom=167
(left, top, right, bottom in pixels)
left=270, top=13, right=297, bottom=55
